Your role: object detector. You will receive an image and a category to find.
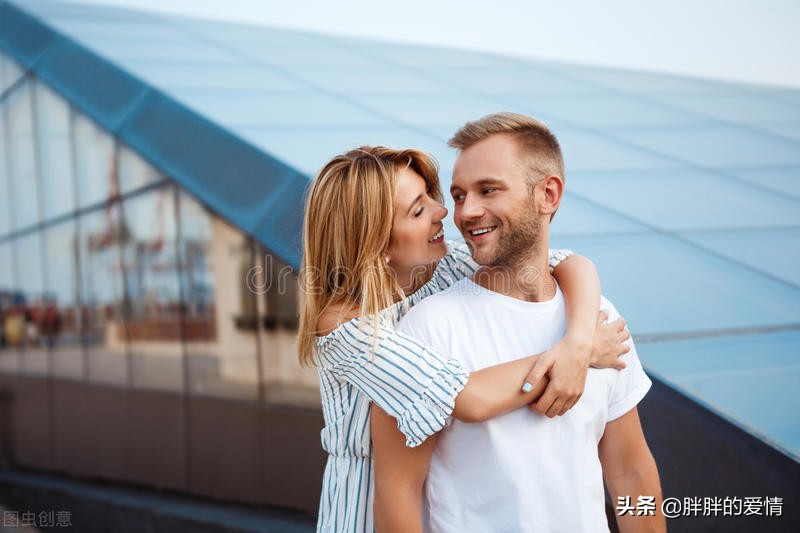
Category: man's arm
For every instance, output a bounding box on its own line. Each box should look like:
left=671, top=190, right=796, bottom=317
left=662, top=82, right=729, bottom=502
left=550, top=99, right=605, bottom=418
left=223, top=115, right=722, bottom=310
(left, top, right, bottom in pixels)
left=371, top=403, right=437, bottom=533
left=599, top=407, right=666, bottom=533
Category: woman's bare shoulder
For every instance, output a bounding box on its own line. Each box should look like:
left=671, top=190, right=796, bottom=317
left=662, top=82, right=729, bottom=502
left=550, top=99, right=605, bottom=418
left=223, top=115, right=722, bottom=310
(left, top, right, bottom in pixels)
left=316, top=302, right=360, bottom=336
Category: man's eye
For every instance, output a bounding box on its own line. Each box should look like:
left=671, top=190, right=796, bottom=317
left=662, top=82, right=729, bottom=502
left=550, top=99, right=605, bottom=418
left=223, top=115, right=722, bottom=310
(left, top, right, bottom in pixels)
left=452, top=194, right=465, bottom=203
left=482, top=188, right=497, bottom=195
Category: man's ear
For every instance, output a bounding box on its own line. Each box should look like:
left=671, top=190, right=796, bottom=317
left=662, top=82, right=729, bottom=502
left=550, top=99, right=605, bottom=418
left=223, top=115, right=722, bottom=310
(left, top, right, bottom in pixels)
left=538, top=175, right=565, bottom=217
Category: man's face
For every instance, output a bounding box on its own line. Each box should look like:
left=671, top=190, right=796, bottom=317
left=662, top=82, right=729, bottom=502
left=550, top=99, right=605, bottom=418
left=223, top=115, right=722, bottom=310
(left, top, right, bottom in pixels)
left=450, top=134, right=543, bottom=267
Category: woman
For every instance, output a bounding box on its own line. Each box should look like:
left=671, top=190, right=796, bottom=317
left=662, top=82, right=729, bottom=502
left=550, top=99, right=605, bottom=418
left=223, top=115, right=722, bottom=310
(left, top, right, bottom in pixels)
left=298, top=146, right=629, bottom=532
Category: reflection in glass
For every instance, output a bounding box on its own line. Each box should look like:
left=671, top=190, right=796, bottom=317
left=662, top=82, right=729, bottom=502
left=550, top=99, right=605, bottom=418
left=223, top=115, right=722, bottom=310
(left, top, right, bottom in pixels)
left=73, top=113, right=114, bottom=209
left=43, top=220, right=84, bottom=380
left=14, top=232, right=48, bottom=376
left=35, top=81, right=76, bottom=221
left=6, top=81, right=40, bottom=231
left=0, top=241, right=19, bottom=372
left=118, top=145, right=161, bottom=194
left=255, top=245, right=319, bottom=407
left=78, top=206, right=129, bottom=386
left=0, top=96, right=11, bottom=238
left=178, top=192, right=259, bottom=401
left=1, top=51, right=25, bottom=95
left=120, top=186, right=184, bottom=392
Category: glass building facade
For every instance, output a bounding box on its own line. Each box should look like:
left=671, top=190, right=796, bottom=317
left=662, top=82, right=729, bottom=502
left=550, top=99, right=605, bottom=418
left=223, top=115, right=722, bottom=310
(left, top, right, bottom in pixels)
left=0, top=49, right=313, bottom=405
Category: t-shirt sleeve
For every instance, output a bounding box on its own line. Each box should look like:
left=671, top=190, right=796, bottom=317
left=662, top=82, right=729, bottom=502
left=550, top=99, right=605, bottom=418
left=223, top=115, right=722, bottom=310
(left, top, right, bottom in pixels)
left=324, top=321, right=468, bottom=448
left=603, top=299, right=652, bottom=421
left=548, top=248, right=573, bottom=271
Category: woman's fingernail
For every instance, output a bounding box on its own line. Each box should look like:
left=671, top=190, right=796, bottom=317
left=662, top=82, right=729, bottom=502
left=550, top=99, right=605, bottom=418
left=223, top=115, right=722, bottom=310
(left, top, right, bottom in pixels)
left=522, top=382, right=533, bottom=393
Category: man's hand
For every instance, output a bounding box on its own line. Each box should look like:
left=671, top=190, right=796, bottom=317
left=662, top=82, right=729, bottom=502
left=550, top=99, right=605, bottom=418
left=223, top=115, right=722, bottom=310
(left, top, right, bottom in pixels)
left=591, top=310, right=630, bottom=369
left=524, top=336, right=591, bottom=417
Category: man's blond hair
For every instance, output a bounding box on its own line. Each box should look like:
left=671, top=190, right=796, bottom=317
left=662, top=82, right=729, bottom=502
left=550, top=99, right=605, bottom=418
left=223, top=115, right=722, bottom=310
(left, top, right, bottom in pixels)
left=449, top=112, right=565, bottom=187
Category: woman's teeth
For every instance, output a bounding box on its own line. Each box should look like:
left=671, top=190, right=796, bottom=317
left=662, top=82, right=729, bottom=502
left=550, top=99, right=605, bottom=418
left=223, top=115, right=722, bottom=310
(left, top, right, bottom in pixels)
left=428, top=228, right=444, bottom=242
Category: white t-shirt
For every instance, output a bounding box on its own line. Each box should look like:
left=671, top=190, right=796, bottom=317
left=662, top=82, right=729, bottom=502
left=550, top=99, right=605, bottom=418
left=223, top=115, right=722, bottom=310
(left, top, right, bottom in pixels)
left=397, top=277, right=652, bottom=533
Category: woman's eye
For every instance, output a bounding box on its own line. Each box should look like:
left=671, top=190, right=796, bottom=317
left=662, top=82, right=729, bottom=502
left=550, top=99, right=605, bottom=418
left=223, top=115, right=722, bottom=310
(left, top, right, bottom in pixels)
left=414, top=207, right=424, bottom=217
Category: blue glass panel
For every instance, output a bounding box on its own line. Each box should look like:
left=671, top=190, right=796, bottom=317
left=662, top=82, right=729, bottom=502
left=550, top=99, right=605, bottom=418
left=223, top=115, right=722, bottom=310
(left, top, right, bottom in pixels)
left=123, top=61, right=306, bottom=93
left=638, top=331, right=800, bottom=459
left=681, top=228, right=800, bottom=287
left=430, top=66, right=596, bottom=95
left=754, top=125, right=800, bottom=144
left=509, top=92, right=705, bottom=128
left=550, top=194, right=646, bottom=236
left=5, top=80, right=40, bottom=231
left=171, top=88, right=389, bottom=128
left=240, top=42, right=382, bottom=68
left=648, top=93, right=800, bottom=125
left=551, top=64, right=734, bottom=95
left=34, top=80, right=76, bottom=221
left=725, top=166, right=800, bottom=199
left=567, top=168, right=800, bottom=231
left=548, top=233, right=800, bottom=335
left=552, top=126, right=678, bottom=172
left=241, top=124, right=447, bottom=178
left=1, top=51, right=25, bottom=94
left=610, top=125, right=800, bottom=168
left=342, top=40, right=506, bottom=68
left=355, top=93, right=541, bottom=128
left=283, top=65, right=453, bottom=94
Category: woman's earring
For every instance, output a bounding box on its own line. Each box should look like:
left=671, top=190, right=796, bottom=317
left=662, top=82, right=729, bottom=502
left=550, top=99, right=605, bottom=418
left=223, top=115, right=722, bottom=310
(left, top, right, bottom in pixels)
left=384, top=256, right=391, bottom=264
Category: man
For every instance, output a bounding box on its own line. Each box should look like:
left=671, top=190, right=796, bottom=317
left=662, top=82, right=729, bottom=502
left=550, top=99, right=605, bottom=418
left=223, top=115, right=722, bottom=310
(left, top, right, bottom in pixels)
left=371, top=112, right=665, bottom=532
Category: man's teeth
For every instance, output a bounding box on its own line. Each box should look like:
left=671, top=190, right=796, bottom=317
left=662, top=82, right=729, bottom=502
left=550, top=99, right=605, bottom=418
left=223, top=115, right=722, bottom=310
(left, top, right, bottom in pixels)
left=470, top=227, right=495, bottom=236
left=428, top=228, right=444, bottom=242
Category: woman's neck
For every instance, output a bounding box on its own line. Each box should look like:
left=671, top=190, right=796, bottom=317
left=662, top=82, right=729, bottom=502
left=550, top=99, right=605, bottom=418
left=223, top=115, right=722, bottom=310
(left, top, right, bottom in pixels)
left=393, top=262, right=437, bottom=299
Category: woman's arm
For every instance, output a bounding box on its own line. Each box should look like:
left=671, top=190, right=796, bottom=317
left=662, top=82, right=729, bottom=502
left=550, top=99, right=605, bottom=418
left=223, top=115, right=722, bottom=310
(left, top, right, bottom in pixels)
left=522, top=254, right=600, bottom=417
left=372, top=404, right=438, bottom=533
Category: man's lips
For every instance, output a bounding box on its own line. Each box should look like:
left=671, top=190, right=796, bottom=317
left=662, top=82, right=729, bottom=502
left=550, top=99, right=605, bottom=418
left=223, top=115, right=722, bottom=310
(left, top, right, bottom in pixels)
left=464, top=225, right=497, bottom=242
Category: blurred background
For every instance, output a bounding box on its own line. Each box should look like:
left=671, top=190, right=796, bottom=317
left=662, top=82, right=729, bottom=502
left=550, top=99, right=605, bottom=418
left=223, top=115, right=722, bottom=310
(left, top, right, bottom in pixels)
left=0, top=0, right=798, bottom=531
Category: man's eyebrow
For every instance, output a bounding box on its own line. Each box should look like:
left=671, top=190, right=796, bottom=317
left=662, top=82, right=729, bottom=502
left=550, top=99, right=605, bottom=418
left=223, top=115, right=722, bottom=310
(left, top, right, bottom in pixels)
left=450, top=177, right=504, bottom=194
left=406, top=193, right=423, bottom=215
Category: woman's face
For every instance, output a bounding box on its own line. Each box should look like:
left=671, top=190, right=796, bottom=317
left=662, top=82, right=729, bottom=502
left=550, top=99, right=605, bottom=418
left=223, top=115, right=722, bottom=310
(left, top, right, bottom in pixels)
left=387, top=166, right=448, bottom=276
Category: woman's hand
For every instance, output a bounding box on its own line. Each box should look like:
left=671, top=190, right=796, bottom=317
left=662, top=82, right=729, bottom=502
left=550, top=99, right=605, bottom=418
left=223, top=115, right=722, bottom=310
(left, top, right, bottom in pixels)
left=590, top=310, right=630, bottom=369
left=523, top=335, right=591, bottom=418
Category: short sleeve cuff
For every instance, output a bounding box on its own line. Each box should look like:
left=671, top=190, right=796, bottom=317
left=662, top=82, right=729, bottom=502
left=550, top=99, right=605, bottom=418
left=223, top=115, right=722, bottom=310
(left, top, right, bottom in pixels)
left=396, top=358, right=469, bottom=448
left=607, top=374, right=652, bottom=422
left=548, top=248, right=573, bottom=271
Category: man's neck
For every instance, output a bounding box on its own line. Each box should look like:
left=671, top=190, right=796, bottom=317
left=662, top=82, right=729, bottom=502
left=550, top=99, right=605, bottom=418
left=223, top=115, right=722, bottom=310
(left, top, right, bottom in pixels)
left=472, top=245, right=556, bottom=303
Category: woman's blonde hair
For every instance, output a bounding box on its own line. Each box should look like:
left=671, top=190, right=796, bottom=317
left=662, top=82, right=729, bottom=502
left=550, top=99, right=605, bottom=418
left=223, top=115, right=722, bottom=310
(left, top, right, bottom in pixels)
left=298, top=146, right=442, bottom=366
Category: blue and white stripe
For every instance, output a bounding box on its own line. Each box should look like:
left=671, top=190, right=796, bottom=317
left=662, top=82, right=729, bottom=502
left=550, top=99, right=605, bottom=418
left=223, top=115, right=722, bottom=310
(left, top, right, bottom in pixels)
left=313, top=241, right=571, bottom=532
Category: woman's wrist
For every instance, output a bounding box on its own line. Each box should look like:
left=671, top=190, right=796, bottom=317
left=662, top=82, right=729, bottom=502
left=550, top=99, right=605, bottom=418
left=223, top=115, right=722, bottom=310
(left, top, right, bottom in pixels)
left=562, top=334, right=592, bottom=361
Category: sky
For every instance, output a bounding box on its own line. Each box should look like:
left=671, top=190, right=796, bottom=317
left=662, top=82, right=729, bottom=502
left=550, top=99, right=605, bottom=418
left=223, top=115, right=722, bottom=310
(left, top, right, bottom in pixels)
left=65, top=0, right=800, bottom=89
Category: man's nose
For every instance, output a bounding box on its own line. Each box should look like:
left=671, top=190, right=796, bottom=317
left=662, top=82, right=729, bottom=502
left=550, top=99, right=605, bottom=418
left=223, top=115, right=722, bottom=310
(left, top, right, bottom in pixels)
left=460, top=194, right=483, bottom=219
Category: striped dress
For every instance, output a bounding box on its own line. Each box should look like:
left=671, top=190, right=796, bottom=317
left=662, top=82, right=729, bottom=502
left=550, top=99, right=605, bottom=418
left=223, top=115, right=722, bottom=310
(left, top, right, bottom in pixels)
left=313, top=241, right=572, bottom=532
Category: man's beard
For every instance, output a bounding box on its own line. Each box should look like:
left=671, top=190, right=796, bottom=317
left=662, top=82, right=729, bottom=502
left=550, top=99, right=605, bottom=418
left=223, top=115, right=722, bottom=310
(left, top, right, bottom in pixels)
left=473, top=206, right=542, bottom=269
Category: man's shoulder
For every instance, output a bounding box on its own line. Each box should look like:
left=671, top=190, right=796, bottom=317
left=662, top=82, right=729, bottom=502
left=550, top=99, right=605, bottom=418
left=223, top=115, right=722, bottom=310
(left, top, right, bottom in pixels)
left=403, top=278, right=473, bottom=326
left=599, top=294, right=623, bottom=321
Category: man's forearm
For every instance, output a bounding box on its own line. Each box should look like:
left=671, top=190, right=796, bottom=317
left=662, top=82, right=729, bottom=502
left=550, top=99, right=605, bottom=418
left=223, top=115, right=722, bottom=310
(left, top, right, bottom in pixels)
left=606, top=455, right=666, bottom=533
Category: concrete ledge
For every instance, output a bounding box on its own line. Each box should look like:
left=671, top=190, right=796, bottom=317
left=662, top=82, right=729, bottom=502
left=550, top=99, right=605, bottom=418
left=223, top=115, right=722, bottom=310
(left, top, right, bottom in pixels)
left=0, top=468, right=315, bottom=533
